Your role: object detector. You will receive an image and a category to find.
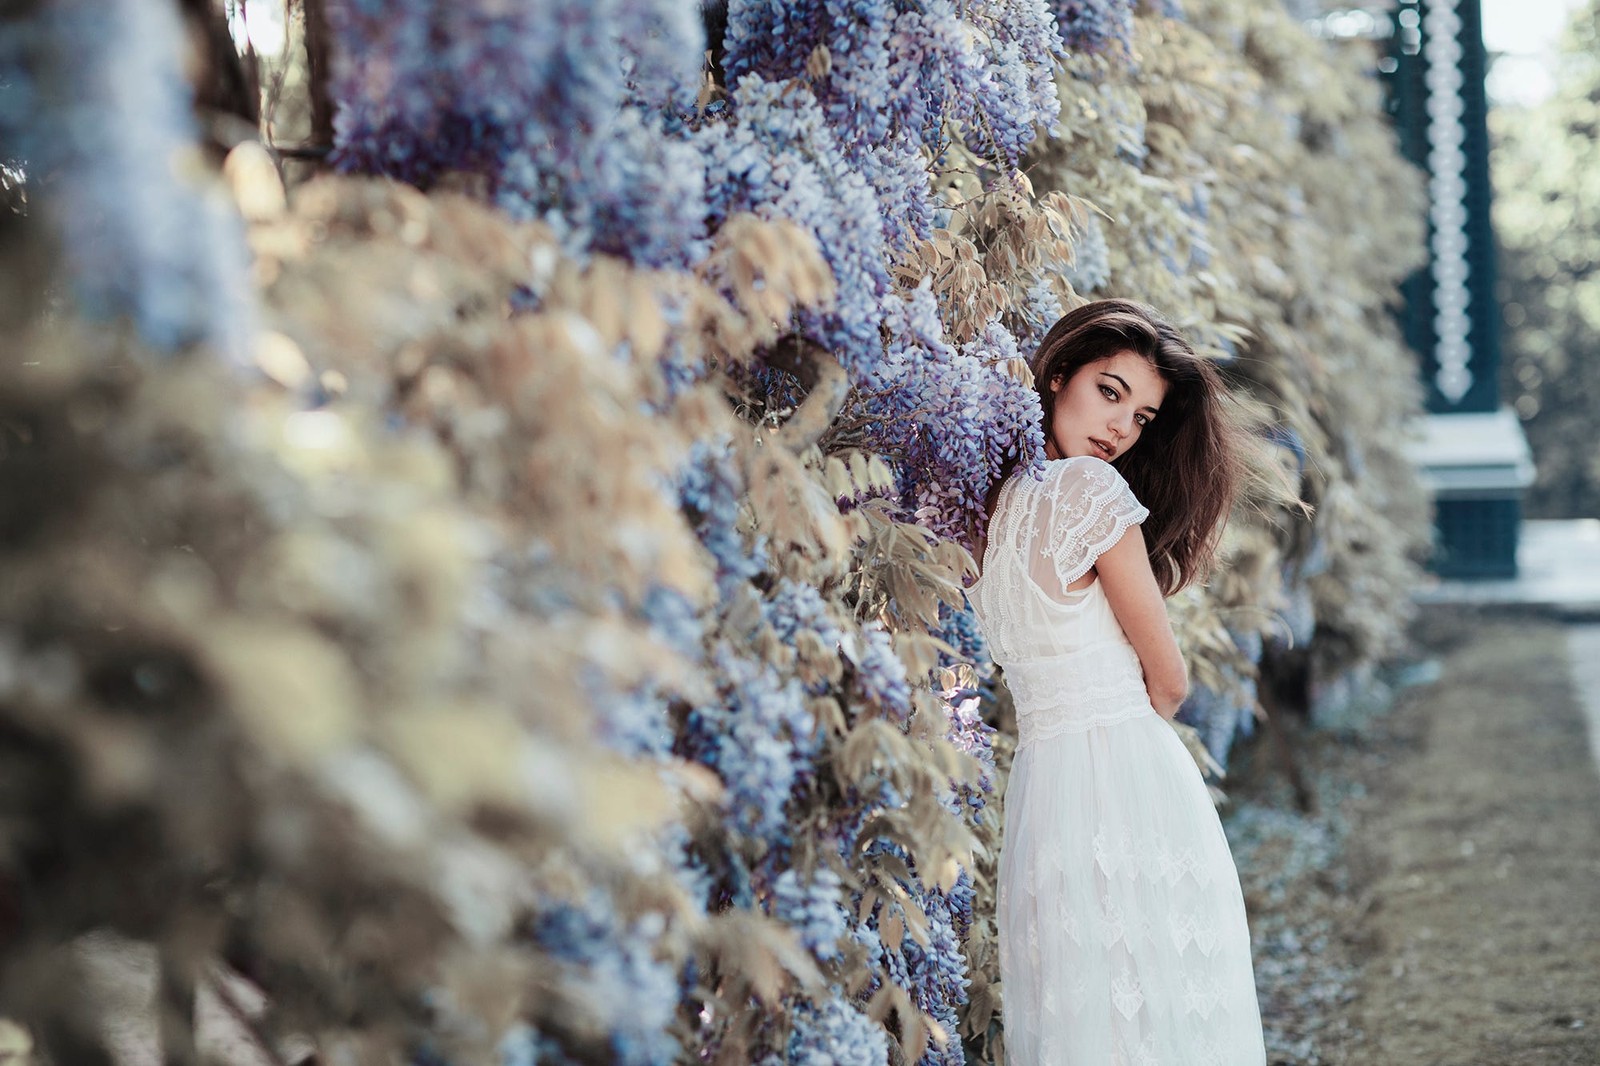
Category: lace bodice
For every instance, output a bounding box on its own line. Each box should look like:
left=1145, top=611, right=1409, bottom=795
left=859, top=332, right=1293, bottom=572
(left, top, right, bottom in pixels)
left=967, top=457, right=1153, bottom=747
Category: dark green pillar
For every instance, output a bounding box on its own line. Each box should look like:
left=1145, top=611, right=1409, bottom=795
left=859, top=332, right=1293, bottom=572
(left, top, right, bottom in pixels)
left=1384, top=0, right=1533, bottom=579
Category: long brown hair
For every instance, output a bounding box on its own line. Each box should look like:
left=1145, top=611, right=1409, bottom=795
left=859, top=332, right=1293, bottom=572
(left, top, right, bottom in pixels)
left=1030, top=299, right=1246, bottom=595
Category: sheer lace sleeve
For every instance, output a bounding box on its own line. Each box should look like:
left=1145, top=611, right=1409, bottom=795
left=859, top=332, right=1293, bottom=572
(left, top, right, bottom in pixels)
left=1024, top=457, right=1149, bottom=597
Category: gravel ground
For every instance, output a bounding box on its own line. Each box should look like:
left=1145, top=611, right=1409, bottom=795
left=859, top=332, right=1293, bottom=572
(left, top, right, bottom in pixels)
left=1224, top=607, right=1600, bottom=1066
left=1223, top=671, right=1390, bottom=1064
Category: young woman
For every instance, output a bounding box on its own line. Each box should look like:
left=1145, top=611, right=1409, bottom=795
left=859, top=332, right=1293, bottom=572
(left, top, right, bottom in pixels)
left=966, top=299, right=1267, bottom=1064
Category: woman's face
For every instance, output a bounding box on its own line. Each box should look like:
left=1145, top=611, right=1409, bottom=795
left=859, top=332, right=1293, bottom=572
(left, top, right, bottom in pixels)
left=1045, top=350, right=1168, bottom=463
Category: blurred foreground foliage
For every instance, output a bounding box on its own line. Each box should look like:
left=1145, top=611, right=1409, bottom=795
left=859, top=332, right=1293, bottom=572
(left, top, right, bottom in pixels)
left=0, top=0, right=1424, bottom=1063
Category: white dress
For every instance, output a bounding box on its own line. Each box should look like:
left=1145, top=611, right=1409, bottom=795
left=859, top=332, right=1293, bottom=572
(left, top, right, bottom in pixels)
left=967, top=457, right=1266, bottom=1066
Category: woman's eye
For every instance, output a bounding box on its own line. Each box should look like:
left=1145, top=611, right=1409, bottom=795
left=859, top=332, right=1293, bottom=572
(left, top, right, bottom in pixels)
left=1134, top=414, right=1149, bottom=427
left=1099, top=384, right=1117, bottom=400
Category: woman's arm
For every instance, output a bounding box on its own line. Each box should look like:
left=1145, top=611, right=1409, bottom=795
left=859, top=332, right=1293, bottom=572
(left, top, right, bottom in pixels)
left=1094, top=524, right=1188, bottom=719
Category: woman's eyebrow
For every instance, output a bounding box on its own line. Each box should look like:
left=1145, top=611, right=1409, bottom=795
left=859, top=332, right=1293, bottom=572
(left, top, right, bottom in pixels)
left=1099, top=371, right=1160, bottom=415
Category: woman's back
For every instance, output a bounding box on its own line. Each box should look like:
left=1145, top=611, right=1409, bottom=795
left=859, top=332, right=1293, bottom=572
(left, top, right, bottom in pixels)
left=970, top=457, right=1158, bottom=746
left=971, top=455, right=1148, bottom=653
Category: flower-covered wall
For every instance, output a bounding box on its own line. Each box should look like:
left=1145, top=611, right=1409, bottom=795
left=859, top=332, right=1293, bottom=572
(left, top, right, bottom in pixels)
left=0, top=0, right=1424, bottom=1063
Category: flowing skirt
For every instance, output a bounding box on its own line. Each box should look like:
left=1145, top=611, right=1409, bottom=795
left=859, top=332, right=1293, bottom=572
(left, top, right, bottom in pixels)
left=998, top=710, right=1267, bottom=1065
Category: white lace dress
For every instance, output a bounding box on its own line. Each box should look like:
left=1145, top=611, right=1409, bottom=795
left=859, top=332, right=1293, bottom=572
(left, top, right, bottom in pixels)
left=967, top=457, right=1266, bottom=1066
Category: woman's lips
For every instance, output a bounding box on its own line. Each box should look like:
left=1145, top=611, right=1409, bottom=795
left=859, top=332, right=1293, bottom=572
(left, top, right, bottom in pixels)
left=1091, top=438, right=1114, bottom=459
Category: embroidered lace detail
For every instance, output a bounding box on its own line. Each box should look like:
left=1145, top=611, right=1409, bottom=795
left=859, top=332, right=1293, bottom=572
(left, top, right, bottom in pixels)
left=1123, top=1033, right=1163, bottom=1066
left=1170, top=911, right=1223, bottom=956
left=1034, top=457, right=1150, bottom=588
left=1180, top=973, right=1228, bottom=1019
left=1112, top=966, right=1146, bottom=1020
left=1011, top=866, right=1257, bottom=1052
left=1093, top=827, right=1219, bottom=889
left=1003, top=639, right=1156, bottom=749
left=968, top=457, right=1148, bottom=668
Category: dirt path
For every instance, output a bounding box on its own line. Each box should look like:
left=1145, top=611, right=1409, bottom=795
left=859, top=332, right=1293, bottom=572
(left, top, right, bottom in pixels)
left=1341, top=612, right=1600, bottom=1064
left=1227, top=608, right=1600, bottom=1065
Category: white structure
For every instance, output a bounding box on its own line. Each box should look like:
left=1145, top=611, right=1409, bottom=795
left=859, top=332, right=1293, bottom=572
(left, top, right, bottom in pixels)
left=1413, top=408, right=1535, bottom=498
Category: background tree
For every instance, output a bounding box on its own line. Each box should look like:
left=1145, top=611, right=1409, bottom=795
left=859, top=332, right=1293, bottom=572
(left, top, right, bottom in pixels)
left=1494, top=0, right=1600, bottom=519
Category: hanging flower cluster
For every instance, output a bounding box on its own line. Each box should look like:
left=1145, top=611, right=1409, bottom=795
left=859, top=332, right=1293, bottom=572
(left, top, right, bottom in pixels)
left=0, top=0, right=252, bottom=357
left=328, top=0, right=707, bottom=267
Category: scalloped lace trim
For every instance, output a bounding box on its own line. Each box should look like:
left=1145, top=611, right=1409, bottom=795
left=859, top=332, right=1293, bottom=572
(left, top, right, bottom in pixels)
left=1033, top=460, right=1150, bottom=589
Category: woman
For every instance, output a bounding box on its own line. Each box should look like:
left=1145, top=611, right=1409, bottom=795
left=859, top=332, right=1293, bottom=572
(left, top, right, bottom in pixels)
left=967, top=299, right=1267, bottom=1064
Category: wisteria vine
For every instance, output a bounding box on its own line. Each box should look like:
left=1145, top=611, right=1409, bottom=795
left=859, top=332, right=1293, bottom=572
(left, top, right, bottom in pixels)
left=0, top=0, right=1429, bottom=1062
left=322, top=0, right=1087, bottom=1060
left=0, top=0, right=251, bottom=357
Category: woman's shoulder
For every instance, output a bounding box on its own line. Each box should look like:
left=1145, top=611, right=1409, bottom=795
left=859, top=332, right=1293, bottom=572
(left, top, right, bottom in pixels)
left=1043, top=455, right=1116, bottom=476
left=1023, top=455, right=1145, bottom=520
left=1038, top=455, right=1133, bottom=495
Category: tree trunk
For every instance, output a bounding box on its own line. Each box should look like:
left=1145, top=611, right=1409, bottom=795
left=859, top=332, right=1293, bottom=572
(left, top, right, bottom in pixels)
left=183, top=0, right=260, bottom=129
left=301, top=0, right=335, bottom=151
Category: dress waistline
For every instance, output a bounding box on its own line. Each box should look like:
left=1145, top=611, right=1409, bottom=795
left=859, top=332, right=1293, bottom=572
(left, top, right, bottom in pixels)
left=1001, top=642, right=1153, bottom=748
